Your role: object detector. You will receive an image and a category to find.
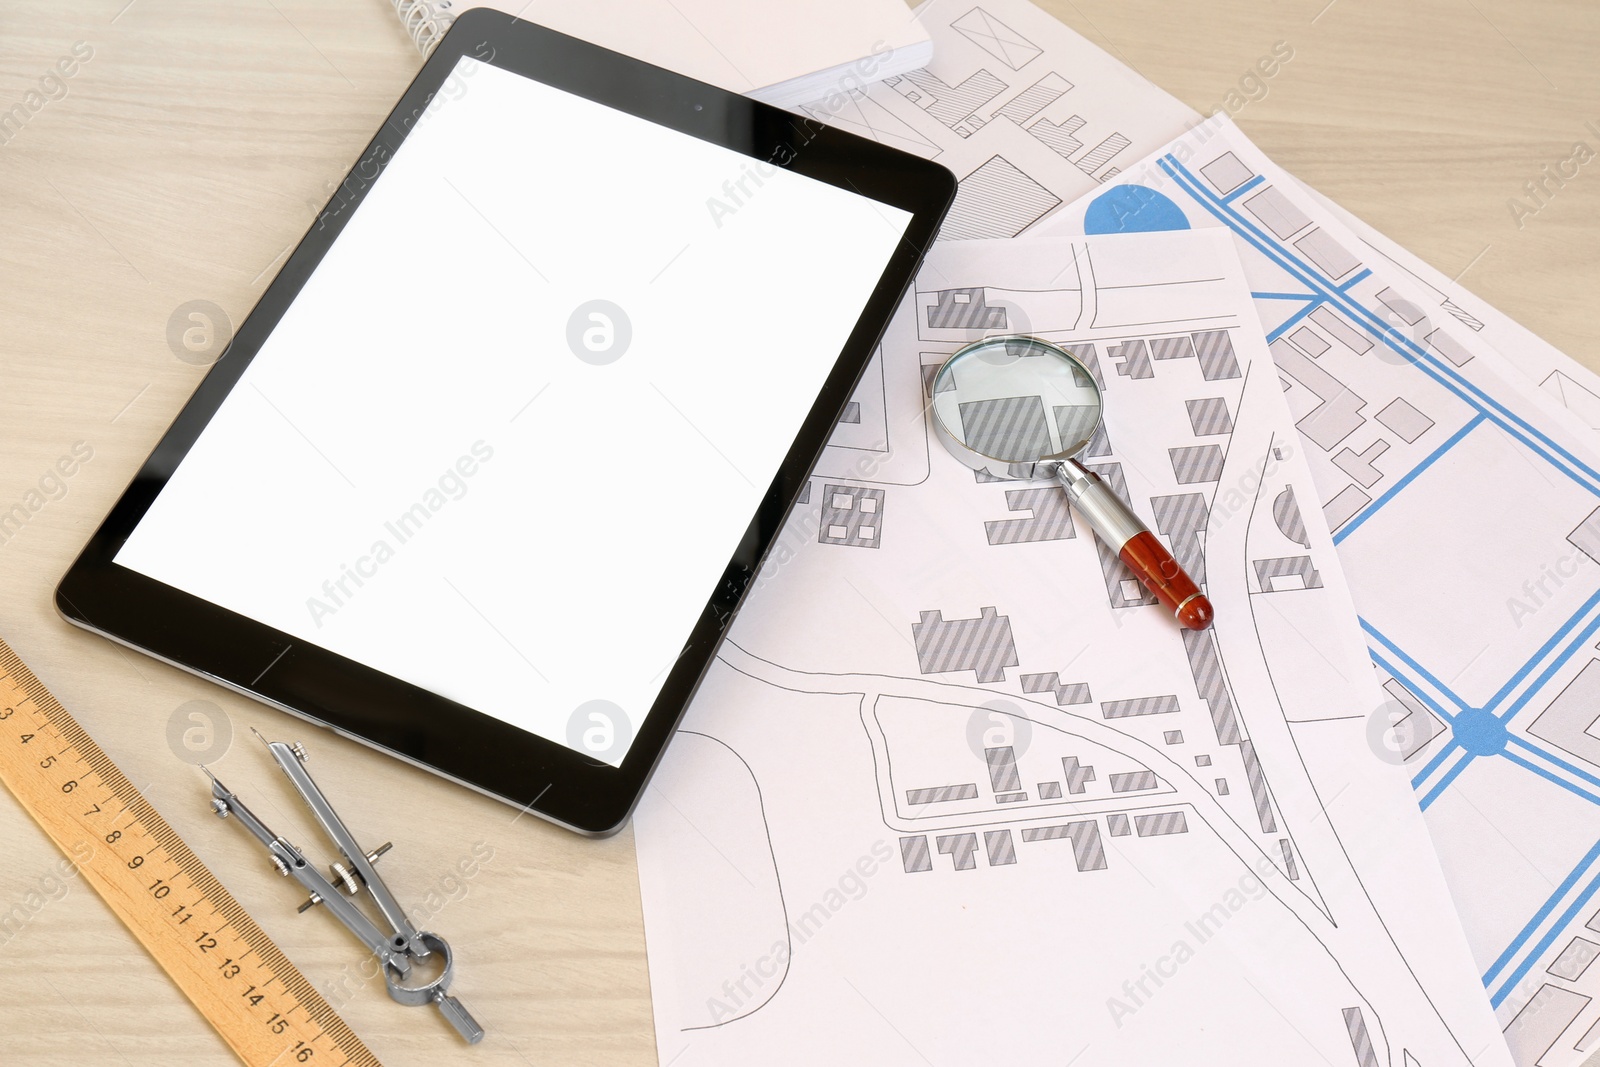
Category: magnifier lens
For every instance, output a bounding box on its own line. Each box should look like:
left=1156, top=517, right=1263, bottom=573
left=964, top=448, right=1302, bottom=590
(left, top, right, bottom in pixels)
left=931, top=337, right=1102, bottom=464
left=929, top=334, right=1213, bottom=632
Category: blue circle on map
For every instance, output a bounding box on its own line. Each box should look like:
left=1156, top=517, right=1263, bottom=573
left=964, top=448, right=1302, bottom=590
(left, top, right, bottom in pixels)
left=1451, top=707, right=1509, bottom=756
left=1083, top=185, right=1191, bottom=234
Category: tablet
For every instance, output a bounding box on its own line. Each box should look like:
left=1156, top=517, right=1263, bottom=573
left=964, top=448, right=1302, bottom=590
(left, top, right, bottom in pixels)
left=58, top=10, right=954, bottom=835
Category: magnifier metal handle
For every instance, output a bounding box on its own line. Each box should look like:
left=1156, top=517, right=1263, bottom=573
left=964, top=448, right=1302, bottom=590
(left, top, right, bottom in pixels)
left=1055, top=459, right=1214, bottom=631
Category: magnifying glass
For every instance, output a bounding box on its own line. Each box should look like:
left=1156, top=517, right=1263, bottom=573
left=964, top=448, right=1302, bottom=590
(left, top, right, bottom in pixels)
left=930, top=335, right=1214, bottom=632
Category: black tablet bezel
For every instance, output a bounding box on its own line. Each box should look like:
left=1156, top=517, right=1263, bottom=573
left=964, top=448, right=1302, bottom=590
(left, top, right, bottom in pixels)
left=56, top=9, right=954, bottom=834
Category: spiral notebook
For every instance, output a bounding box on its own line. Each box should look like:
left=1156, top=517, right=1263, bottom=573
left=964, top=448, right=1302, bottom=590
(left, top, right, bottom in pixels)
left=387, top=0, right=932, bottom=108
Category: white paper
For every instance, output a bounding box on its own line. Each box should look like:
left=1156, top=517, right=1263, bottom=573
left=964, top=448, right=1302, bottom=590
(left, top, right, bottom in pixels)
left=1038, top=116, right=1600, bottom=1065
left=634, top=227, right=1512, bottom=1066
left=800, top=0, right=1200, bottom=489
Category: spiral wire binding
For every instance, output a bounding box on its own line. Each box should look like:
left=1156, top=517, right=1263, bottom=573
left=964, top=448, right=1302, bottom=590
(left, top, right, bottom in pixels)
left=392, top=0, right=454, bottom=55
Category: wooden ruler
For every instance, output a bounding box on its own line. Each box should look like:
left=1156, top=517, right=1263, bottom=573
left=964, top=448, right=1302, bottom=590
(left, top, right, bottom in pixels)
left=0, top=637, right=382, bottom=1067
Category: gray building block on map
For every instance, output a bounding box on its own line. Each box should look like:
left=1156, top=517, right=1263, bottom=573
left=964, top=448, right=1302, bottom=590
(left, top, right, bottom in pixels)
left=1273, top=485, right=1311, bottom=548
left=892, top=67, right=1005, bottom=131
left=1293, top=227, right=1360, bottom=280
left=1199, top=152, right=1254, bottom=195
left=1502, top=985, right=1592, bottom=1066
left=1151, top=336, right=1195, bottom=361
left=1324, top=484, right=1371, bottom=532
left=1110, top=338, right=1153, bottom=380
left=1062, top=342, right=1105, bottom=390
left=1270, top=337, right=1366, bottom=451
left=940, top=155, right=1063, bottom=240
left=900, top=836, right=932, bottom=873
left=1425, top=327, right=1474, bottom=367
left=1344, top=1008, right=1380, bottom=1067
left=906, top=784, right=980, bottom=805
left=1193, top=330, right=1241, bottom=381
left=958, top=395, right=1052, bottom=462
left=1240, top=739, right=1277, bottom=833
left=1547, top=936, right=1600, bottom=982
left=1381, top=677, right=1448, bottom=760
left=912, top=606, right=1019, bottom=683
left=1028, top=114, right=1086, bottom=159
left=986, top=746, right=1023, bottom=793
left=984, top=829, right=1017, bottom=867
left=936, top=833, right=980, bottom=871
left=1527, top=659, right=1600, bottom=769
left=1254, top=555, right=1325, bottom=592
left=1082, top=422, right=1113, bottom=458
left=1075, top=133, right=1132, bottom=178
left=1021, top=672, right=1092, bottom=705
left=1186, top=397, right=1232, bottom=436
left=1103, top=695, right=1181, bottom=718
left=1288, top=326, right=1330, bottom=357
left=1134, top=811, right=1188, bottom=837
left=1152, top=493, right=1210, bottom=587
left=1061, top=755, right=1096, bottom=795
left=1110, top=770, right=1160, bottom=793
left=1241, top=186, right=1310, bottom=239
left=1169, top=444, right=1225, bottom=484
left=986, top=487, right=1076, bottom=545
left=927, top=287, right=1008, bottom=330
left=1020, top=820, right=1107, bottom=871
left=1376, top=288, right=1425, bottom=325
left=1333, top=439, right=1390, bottom=489
left=1568, top=505, right=1600, bottom=565
left=1376, top=398, right=1434, bottom=444
left=1183, top=628, right=1241, bottom=747
left=819, top=484, right=885, bottom=548
left=995, top=73, right=1071, bottom=125
left=1279, top=840, right=1300, bottom=881
left=1309, top=306, right=1374, bottom=354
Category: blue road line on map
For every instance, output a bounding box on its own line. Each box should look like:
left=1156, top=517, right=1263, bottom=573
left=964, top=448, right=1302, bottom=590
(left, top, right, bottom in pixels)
left=1361, top=617, right=1474, bottom=714
left=1509, top=735, right=1600, bottom=792
left=1221, top=174, right=1266, bottom=202
left=1162, top=154, right=1600, bottom=991
left=1365, top=571, right=1600, bottom=807
left=1411, top=738, right=1460, bottom=792
left=1333, top=415, right=1486, bottom=545
left=1502, top=748, right=1600, bottom=806
left=1163, top=152, right=1600, bottom=489
left=1418, top=750, right=1474, bottom=810
left=1367, top=648, right=1459, bottom=725
left=1490, top=853, right=1600, bottom=1008
left=1336, top=268, right=1372, bottom=291
left=1363, top=646, right=1464, bottom=792
left=1483, top=837, right=1600, bottom=988
left=1159, top=156, right=1600, bottom=495
left=1495, top=588, right=1600, bottom=724
left=1265, top=299, right=1325, bottom=343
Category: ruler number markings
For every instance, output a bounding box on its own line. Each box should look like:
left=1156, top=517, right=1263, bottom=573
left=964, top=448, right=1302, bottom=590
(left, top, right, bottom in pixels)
left=0, top=645, right=380, bottom=1066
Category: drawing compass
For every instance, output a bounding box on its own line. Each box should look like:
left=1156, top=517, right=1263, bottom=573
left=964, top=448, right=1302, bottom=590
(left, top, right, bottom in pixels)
left=204, top=730, right=484, bottom=1044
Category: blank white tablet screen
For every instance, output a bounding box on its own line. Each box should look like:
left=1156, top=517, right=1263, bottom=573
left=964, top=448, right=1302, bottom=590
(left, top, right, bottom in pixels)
left=115, top=57, right=911, bottom=766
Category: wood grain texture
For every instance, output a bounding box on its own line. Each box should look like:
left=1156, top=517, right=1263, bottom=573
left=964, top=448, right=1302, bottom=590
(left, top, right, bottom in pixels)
left=0, top=1, right=1594, bottom=1064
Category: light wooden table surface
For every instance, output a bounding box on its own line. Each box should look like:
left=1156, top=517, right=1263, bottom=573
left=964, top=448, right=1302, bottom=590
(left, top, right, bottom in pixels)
left=0, top=1, right=1595, bottom=1064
